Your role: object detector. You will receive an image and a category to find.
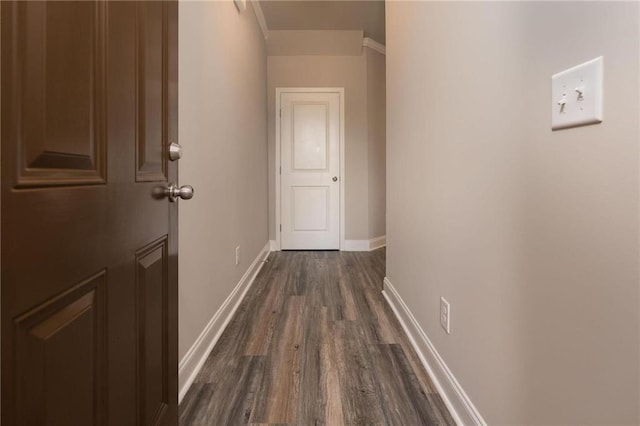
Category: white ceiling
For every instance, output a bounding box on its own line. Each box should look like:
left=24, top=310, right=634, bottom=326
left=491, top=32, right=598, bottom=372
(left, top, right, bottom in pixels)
left=258, top=1, right=385, bottom=44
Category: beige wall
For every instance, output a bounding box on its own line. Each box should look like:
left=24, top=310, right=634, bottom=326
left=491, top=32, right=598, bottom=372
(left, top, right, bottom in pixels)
left=268, top=46, right=386, bottom=242
left=386, top=1, right=639, bottom=424
left=178, top=1, right=268, bottom=360
left=366, top=48, right=386, bottom=239
left=267, top=30, right=364, bottom=56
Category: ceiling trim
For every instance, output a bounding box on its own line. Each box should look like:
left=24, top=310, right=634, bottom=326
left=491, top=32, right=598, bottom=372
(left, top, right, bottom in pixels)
left=251, top=0, right=269, bottom=40
left=362, top=37, right=385, bottom=55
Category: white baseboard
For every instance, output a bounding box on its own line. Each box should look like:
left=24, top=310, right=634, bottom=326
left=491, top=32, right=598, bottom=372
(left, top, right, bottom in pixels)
left=362, top=37, right=386, bottom=55
left=272, top=238, right=384, bottom=252
left=343, top=239, right=370, bottom=251
left=369, top=235, right=386, bottom=250
left=382, top=277, right=486, bottom=426
left=178, top=242, right=271, bottom=403
left=343, top=235, right=386, bottom=252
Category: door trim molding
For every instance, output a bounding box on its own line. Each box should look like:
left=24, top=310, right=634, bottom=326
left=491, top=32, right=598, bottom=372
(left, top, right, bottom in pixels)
left=275, top=87, right=346, bottom=251
left=177, top=242, right=270, bottom=403
left=382, top=277, right=487, bottom=426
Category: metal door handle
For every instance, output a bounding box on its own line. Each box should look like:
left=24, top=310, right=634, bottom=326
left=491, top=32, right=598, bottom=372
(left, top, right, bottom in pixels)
left=332, top=176, right=338, bottom=182
left=168, top=142, right=183, bottom=161
left=166, top=183, right=194, bottom=202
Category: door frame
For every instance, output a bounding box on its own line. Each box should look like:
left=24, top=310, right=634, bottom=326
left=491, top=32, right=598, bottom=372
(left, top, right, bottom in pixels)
left=275, top=87, right=345, bottom=251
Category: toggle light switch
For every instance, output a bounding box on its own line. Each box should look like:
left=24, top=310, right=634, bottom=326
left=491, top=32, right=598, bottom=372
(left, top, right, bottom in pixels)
left=551, top=56, right=603, bottom=130
left=557, top=95, right=567, bottom=112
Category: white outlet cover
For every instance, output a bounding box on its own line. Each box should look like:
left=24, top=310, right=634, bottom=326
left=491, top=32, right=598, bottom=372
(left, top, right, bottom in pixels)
left=440, top=297, right=451, bottom=335
left=551, top=56, right=603, bottom=130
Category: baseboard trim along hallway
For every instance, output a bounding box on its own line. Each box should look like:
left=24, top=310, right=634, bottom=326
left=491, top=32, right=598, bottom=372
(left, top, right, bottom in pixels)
left=382, top=277, right=487, bottom=426
left=178, top=242, right=271, bottom=403
left=343, top=235, right=386, bottom=252
left=270, top=236, right=386, bottom=252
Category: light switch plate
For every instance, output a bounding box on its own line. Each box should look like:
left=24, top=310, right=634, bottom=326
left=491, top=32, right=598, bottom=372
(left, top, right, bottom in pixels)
left=551, top=56, right=603, bottom=130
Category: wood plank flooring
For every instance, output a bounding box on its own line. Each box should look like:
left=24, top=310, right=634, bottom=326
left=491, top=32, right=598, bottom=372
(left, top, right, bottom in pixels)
left=179, top=249, right=455, bottom=425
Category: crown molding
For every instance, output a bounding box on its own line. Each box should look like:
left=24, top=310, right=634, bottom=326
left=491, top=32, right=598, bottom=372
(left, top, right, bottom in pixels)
left=251, top=0, right=269, bottom=40
left=362, top=37, right=386, bottom=55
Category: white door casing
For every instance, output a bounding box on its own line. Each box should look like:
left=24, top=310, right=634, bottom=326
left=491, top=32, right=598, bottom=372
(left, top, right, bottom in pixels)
left=277, top=89, right=343, bottom=250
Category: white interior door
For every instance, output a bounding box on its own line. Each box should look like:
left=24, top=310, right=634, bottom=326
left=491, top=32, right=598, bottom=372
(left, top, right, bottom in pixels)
left=280, top=91, right=341, bottom=250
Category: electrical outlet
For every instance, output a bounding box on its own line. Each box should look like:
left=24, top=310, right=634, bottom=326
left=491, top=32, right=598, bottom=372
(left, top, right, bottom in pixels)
left=440, top=297, right=451, bottom=334
left=235, top=246, right=240, bottom=266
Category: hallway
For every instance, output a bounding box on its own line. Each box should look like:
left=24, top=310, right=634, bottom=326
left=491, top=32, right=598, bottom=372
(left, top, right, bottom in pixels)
left=1, top=0, right=638, bottom=424
left=179, top=250, right=454, bottom=425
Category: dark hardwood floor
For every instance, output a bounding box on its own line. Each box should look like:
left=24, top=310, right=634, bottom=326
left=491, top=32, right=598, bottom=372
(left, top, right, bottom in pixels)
left=179, top=249, right=455, bottom=425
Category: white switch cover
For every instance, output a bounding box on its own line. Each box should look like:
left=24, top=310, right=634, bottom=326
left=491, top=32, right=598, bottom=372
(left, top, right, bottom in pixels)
left=551, top=56, right=603, bottom=130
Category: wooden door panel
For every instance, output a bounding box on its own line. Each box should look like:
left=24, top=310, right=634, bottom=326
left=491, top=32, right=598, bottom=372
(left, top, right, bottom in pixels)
left=12, top=1, right=107, bottom=187
left=4, top=188, right=109, bottom=316
left=136, top=237, right=170, bottom=426
left=14, top=271, right=106, bottom=426
left=2, top=1, right=179, bottom=425
left=136, top=1, right=168, bottom=183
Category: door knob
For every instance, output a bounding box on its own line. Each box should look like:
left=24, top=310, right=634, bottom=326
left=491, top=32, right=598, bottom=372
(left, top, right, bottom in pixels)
left=332, top=176, right=338, bottom=182
left=168, top=142, right=183, bottom=161
left=166, top=183, right=194, bottom=202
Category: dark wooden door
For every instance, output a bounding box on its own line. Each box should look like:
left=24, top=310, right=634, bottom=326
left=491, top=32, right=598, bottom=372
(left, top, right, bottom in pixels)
left=1, top=1, right=179, bottom=425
